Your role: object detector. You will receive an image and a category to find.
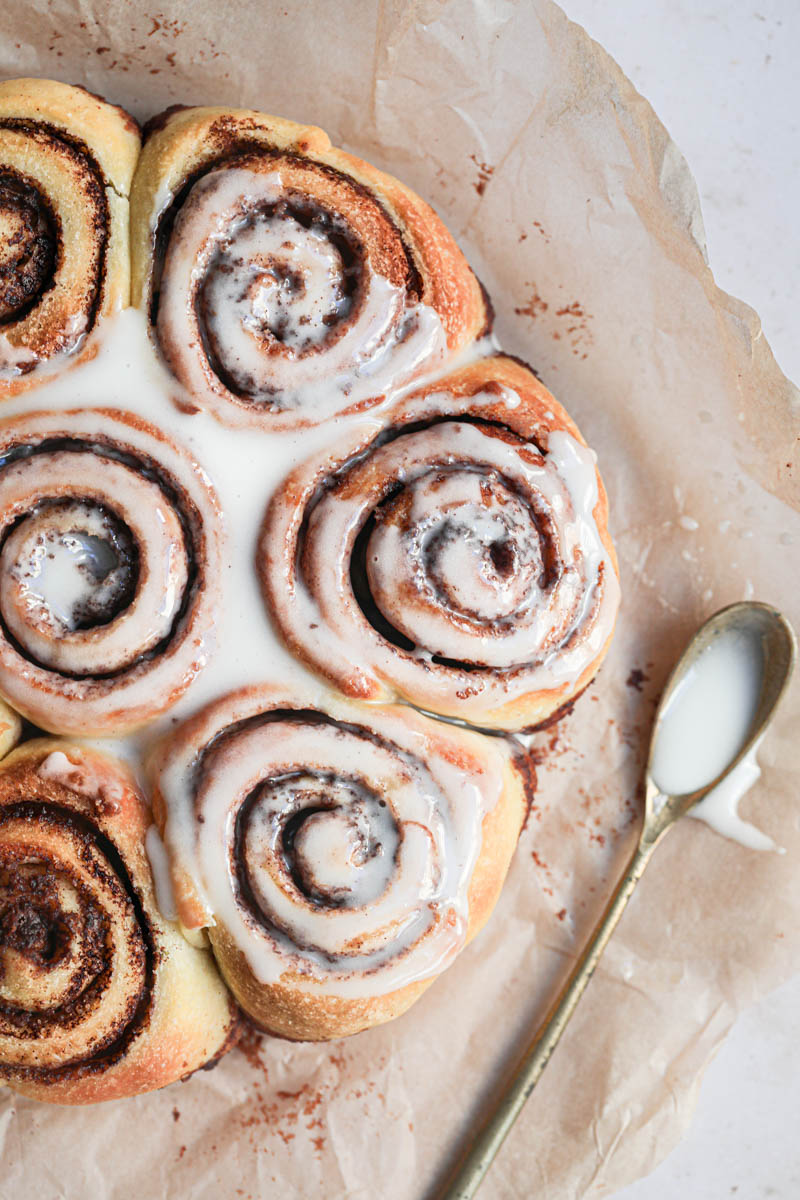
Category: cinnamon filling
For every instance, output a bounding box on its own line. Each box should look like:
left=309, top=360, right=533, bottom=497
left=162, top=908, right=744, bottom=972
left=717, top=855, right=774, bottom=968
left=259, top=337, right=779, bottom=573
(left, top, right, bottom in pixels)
left=0, top=119, right=111, bottom=353
left=0, top=171, right=58, bottom=324
left=0, top=801, right=156, bottom=1081
left=0, top=867, right=75, bottom=968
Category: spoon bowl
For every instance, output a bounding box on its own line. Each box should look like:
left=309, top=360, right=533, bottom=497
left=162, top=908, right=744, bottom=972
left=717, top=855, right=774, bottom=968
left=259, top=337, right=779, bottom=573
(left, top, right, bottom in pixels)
left=643, top=601, right=797, bottom=842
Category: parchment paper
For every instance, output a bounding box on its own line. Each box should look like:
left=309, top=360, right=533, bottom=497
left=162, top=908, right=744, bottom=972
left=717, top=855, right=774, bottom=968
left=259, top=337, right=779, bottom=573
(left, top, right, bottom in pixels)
left=1, top=2, right=798, bottom=1197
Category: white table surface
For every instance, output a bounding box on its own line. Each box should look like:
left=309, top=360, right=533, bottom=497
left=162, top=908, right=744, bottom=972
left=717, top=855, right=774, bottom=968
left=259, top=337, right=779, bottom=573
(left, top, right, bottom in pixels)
left=559, top=3, right=800, bottom=1197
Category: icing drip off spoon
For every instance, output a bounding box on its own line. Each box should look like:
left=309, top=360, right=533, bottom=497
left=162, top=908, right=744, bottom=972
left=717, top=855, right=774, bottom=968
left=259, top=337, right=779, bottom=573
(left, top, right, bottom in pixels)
left=436, top=601, right=796, bottom=1200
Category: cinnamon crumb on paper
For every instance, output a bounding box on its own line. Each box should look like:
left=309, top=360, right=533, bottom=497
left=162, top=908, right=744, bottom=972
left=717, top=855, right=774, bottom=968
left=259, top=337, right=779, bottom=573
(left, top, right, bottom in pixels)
left=469, top=155, right=494, bottom=196
left=514, top=288, right=548, bottom=320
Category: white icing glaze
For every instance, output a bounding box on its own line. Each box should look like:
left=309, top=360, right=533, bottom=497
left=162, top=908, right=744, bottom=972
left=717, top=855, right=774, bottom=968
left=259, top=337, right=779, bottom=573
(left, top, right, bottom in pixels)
left=0, top=332, right=39, bottom=374
left=204, top=210, right=354, bottom=353
left=156, top=167, right=448, bottom=422
left=364, top=425, right=613, bottom=673
left=651, top=626, right=763, bottom=796
left=145, top=825, right=178, bottom=921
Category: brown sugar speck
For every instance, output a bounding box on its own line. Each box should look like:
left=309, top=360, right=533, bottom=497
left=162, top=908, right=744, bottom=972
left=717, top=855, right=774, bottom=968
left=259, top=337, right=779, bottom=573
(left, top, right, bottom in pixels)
left=172, top=1106, right=180, bottom=1121
left=626, top=668, right=648, bottom=692
left=178, top=1145, right=186, bottom=1159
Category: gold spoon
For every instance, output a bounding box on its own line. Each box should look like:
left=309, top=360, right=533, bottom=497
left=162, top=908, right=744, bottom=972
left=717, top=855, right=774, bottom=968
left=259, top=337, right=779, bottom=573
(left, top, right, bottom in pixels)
left=435, top=600, right=796, bottom=1200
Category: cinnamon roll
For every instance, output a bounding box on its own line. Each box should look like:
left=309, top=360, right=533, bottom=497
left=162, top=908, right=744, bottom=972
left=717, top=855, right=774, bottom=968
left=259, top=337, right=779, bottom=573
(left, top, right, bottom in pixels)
left=150, top=683, right=526, bottom=1041
left=261, top=356, right=621, bottom=731
left=0, top=408, right=222, bottom=735
left=0, top=740, right=239, bottom=1104
left=130, top=106, right=488, bottom=428
left=0, top=79, right=139, bottom=394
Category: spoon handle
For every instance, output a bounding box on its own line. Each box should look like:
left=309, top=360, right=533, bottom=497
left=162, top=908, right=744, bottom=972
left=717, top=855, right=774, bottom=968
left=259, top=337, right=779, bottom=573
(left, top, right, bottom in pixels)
left=435, top=835, right=658, bottom=1200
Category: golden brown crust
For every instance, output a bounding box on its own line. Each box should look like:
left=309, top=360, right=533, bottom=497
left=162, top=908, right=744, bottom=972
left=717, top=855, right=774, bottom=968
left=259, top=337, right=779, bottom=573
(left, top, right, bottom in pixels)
left=0, top=740, right=239, bottom=1104
left=0, top=79, right=140, bottom=395
left=260, top=354, right=621, bottom=732
left=0, top=697, right=21, bottom=761
left=150, top=683, right=526, bottom=1041
left=130, top=105, right=488, bottom=428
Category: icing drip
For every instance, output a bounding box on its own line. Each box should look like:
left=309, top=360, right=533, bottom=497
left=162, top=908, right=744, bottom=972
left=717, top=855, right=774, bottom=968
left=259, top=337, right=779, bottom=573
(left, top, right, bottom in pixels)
left=687, top=740, right=783, bottom=854
left=145, top=825, right=179, bottom=921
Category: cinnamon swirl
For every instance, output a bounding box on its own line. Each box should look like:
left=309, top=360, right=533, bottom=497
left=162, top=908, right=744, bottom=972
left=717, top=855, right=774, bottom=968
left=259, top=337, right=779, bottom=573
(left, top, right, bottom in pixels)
left=0, top=79, right=139, bottom=393
left=261, top=356, right=621, bottom=731
left=130, top=106, right=488, bottom=428
left=0, top=408, right=222, bottom=734
left=150, top=683, right=527, bottom=1041
left=0, top=740, right=239, bottom=1104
